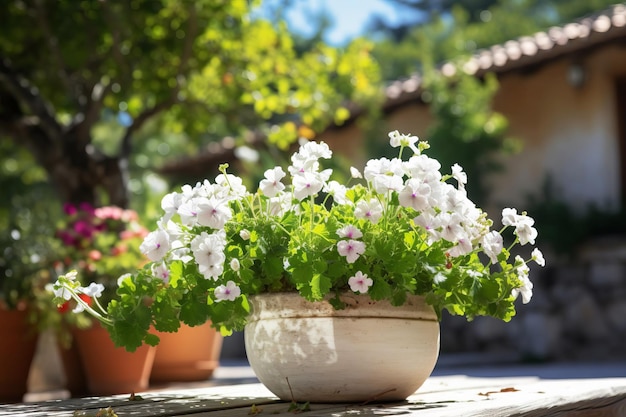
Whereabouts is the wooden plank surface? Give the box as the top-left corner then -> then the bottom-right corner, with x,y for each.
2,376 -> 625,416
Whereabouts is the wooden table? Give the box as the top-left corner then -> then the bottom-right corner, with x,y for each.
2,374 -> 626,416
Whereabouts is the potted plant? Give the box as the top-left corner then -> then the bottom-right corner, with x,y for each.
0,198 -> 60,403
52,131 -> 544,402
50,203 -> 157,396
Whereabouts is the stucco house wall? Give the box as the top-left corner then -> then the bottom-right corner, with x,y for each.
489,44 -> 626,213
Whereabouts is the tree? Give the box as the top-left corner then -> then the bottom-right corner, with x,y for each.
0,0 -> 381,208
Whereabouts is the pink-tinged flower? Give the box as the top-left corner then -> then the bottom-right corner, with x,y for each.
140,229 -> 171,261
152,263 -> 170,283
259,167 -> 286,197
196,197 -> 232,230
214,281 -> 241,301
191,231 -> 227,280
337,225 -> 363,239
348,271 -> 373,294
446,238 -> 473,258
354,199 -> 383,224
292,171 -> 324,201
337,239 -> 366,263
95,206 -> 124,220
399,179 -> 431,211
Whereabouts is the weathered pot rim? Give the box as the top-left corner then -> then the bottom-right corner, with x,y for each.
246,292 -> 438,322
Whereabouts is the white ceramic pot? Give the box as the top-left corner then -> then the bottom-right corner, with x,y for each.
244,292 -> 440,403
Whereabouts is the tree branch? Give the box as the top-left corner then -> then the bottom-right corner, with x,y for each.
70,78 -> 113,145
119,96 -> 178,159
0,57 -> 62,141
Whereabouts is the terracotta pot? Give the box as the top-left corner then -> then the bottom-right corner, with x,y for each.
57,338 -> 88,397
244,292 -> 440,403
0,308 -> 38,403
72,324 -> 156,395
151,322 -> 223,383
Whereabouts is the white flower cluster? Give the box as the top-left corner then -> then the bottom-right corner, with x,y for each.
135,130 -> 541,304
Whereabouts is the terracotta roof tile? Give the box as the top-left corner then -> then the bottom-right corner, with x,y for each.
385,3 -> 626,105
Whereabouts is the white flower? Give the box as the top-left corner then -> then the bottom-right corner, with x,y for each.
451,163 -> 467,187
177,199 -> 200,226
511,255 -> 533,304
337,225 -> 363,239
350,166 -> 362,179
354,199 -> 383,224
196,197 -> 232,230
364,158 -> 404,193
260,167 -> 286,197
439,212 -> 465,243
324,180 -> 349,205
348,271 -> 373,293
117,273 -> 132,287
152,263 -> 170,283
388,130 -> 419,153
481,231 -> 504,264
161,191 -> 183,222
337,239 -> 366,263
52,283 -> 72,301
399,179 -> 431,211
82,282 -> 105,298
433,272 -> 447,284
515,215 -> 538,246
140,229 -> 170,262
299,141 -> 332,160
403,154 -> 441,182
532,248 -> 545,267
215,173 -> 247,197
447,238 -> 473,257
502,208 -> 518,226
191,231 -> 227,280
292,171 -> 324,200
72,304 -> 86,313
230,258 -> 240,272
214,281 -> 241,302
240,229 -> 251,240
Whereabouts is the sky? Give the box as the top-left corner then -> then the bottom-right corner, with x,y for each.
257,0 -> 421,45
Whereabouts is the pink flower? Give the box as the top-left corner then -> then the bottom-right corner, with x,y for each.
337,239 -> 366,263
348,271 -> 373,294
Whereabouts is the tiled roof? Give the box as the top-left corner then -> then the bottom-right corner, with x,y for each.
385,3 -> 626,107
